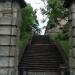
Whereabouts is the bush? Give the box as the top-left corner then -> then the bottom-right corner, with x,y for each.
57,32 -> 69,40
19,32 -> 32,48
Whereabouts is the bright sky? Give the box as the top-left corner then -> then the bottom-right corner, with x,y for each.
24,0 -> 48,35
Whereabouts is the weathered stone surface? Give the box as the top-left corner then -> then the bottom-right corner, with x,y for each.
0,26 -> 17,35
0,69 -> 8,75
0,14 -> 18,25
9,68 -> 15,75
0,68 -> 16,75
71,3 -> 75,10
71,48 -> 75,57
72,69 -> 75,75
0,57 -> 9,66
0,17 -> 11,25
0,36 -> 10,45
66,2 -> 75,75
0,1 -> 22,75
72,29 -> 75,36
0,36 -> 17,45
26,72 -> 59,75
71,38 -> 75,47
69,49 -> 72,57
0,46 -> 9,56
72,12 -> 75,19
11,37 -> 16,45
0,46 -> 16,56
0,0 -> 26,8
10,47 -> 16,56
69,57 -> 75,68
9,57 -> 15,67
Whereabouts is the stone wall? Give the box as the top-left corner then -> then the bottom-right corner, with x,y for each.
22,71 -> 58,75
69,3 -> 75,75
0,1 -> 21,75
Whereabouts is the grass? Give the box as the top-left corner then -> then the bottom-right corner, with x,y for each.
19,32 -> 32,48
50,32 -> 58,41
59,40 -> 70,57
49,32 -> 70,57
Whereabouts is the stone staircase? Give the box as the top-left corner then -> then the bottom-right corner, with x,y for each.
19,35 -> 68,75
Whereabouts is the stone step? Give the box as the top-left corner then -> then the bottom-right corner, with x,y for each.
22,61 -> 59,65
20,64 -> 59,68
20,66 -> 58,71
31,36 -> 50,44
23,57 -> 60,60
19,35 -> 65,71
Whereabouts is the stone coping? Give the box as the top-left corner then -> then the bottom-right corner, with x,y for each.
0,0 -> 26,8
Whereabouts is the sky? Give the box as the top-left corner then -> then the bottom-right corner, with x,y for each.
24,0 -> 48,35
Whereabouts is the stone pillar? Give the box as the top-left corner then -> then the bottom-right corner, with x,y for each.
64,0 -> 75,75
68,2 -> 75,75
0,0 -> 25,75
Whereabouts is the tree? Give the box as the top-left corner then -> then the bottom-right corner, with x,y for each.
33,10 -> 41,34
41,0 -> 69,57
41,0 -> 68,29
20,4 -> 39,40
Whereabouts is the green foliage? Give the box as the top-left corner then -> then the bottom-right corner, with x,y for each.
41,0 -> 68,29
19,32 -> 32,48
57,24 -> 69,40
20,4 -> 33,40
19,4 -> 40,48
32,10 -> 41,34
50,33 -> 58,41
62,23 -> 69,33
49,33 -> 69,57
41,0 -> 69,57
20,4 -> 39,40
59,40 -> 69,57
57,33 -> 69,40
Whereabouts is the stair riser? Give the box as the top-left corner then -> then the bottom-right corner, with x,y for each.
19,35 -> 65,71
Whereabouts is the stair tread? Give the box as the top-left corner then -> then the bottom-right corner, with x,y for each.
20,66 -> 59,69
23,54 -> 60,57
19,35 -> 65,71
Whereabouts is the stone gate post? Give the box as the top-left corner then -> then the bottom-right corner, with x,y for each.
64,0 -> 75,75
0,0 -> 26,75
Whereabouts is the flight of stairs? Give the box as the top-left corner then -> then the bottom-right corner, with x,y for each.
19,35 -> 66,73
